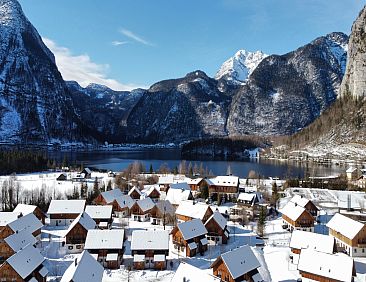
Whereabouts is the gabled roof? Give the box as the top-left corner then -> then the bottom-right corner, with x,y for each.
131,230 -> 169,251
84,229 -> 124,250
206,176 -> 239,187
290,195 -> 317,210
65,212 -> 95,237
82,167 -> 92,174
185,178 -> 204,185
176,200 -> 212,220
100,189 -> 124,203
85,205 -> 112,219
280,201 -> 311,222
7,244 -> 45,279
60,250 -> 104,282
166,188 -> 192,206
128,186 -> 142,196
172,261 -> 220,282
298,249 -> 354,282
8,213 -> 43,234
170,182 -> 191,190
0,212 -> 21,226
114,195 -> 135,209
205,211 -> 227,230
141,185 -> 161,198
136,197 -> 155,212
238,193 -> 256,202
177,218 -> 207,240
47,200 -> 86,215
346,167 -> 358,173
5,229 -> 37,252
155,200 -> 175,216
326,213 -> 364,240
13,204 -> 37,215
290,230 -> 334,254
213,245 -> 261,280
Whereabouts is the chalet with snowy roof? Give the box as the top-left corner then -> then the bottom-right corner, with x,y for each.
186,177 -> 205,191
128,186 -> 142,200
206,176 -> 239,201
237,192 -> 259,206
60,250 -> 104,282
13,204 -> 47,224
84,229 -> 125,269
81,167 -> 92,179
166,184 -> 193,207
1,229 -> 37,261
47,199 -> 86,226
0,212 -> 21,228
211,245 -> 263,282
158,175 -> 174,192
131,230 -> 169,270
56,173 -> 67,181
150,200 -> 175,226
289,195 -> 319,217
7,213 -> 43,241
175,200 -> 213,223
64,212 -> 96,253
346,167 -> 361,181
205,211 -> 229,244
93,188 -> 124,205
112,195 -> 135,217
0,244 -> 48,282
327,213 -> 366,257
298,249 -> 356,282
130,197 -> 155,221
281,201 -> 314,232
171,218 -> 208,257
172,261 -> 221,282
85,205 -> 112,229
289,230 -> 335,256
141,185 -> 161,202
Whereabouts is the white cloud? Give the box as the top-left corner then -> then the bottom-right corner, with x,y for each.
112,40 -> 129,46
120,28 -> 154,46
43,38 -> 144,91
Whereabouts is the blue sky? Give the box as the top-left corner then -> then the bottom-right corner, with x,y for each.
19,0 -> 365,90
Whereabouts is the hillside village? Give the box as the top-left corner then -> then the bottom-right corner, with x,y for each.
0,166 -> 366,281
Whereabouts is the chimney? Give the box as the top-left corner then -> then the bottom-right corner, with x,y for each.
75,258 -> 78,266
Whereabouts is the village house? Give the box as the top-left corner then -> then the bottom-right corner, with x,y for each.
186,177 -> 205,191
7,213 -> 43,241
47,199 -> 86,226
140,185 -> 161,202
289,195 -> 319,217
0,244 -> 48,282
281,201 -> 315,232
206,176 -> 239,201
85,205 -> 113,229
2,229 -> 37,261
346,167 -> 361,181
64,212 -> 96,253
56,173 -> 67,181
113,195 -> 135,218
150,200 -> 175,226
211,245 -> 263,282
172,261 -> 221,282
298,249 -> 356,282
93,188 -> 124,206
128,186 -> 142,200
290,230 -> 336,256
60,250 -> 104,282
171,218 -> 208,257
130,197 -> 155,221
175,200 -> 213,223
84,229 -> 125,269
13,204 -> 47,224
166,183 -> 193,208
81,167 -> 92,179
205,211 -> 229,244
131,230 -> 169,270
327,213 -> 366,257
237,192 -> 260,206
158,175 -> 174,192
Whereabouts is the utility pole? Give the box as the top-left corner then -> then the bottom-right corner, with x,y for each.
163,206 -> 166,230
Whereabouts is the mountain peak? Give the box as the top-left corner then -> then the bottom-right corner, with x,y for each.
215,49 -> 268,84
0,0 -> 26,31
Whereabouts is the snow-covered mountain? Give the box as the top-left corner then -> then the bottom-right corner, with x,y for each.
215,50 -> 268,84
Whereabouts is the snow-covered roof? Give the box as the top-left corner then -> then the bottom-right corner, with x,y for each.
0,212 -> 21,226
290,195 -> 314,209
186,178 -> 203,185
66,212 -> 96,236
4,229 -> 37,252
114,194 -> 135,209
155,200 -> 175,215
172,261 -> 220,282
84,229 -> 124,250
166,188 -> 192,206
280,201 -> 308,222
176,200 -> 211,220
128,186 -> 142,196
298,249 -> 354,282
346,167 -> 358,173
133,254 -> 145,262
170,182 -> 191,190
106,253 -> 119,261
238,193 -> 256,202
177,218 -> 207,240
8,213 -> 43,234
7,244 -> 44,279
60,251 -> 104,282
141,185 -> 160,198
158,175 -> 174,185
131,230 -> 169,251
82,167 -> 92,174
218,245 -> 261,279
290,230 -> 334,254
47,199 -> 85,215
205,211 -> 227,230
326,213 -> 364,240
206,176 -> 239,187
13,204 -> 37,215
85,205 -> 112,219
100,189 -> 124,203
136,197 -> 155,212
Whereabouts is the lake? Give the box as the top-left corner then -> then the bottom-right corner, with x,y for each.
48,148 -> 344,179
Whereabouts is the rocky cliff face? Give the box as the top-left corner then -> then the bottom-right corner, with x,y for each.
0,0 -> 95,144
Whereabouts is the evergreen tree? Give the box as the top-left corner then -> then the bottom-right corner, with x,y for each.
200,184 -> 209,200
149,164 -> 154,174
271,182 -> 280,210
107,180 -> 112,191
257,205 -> 266,237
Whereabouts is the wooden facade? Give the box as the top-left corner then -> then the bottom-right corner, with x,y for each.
212,258 -> 259,282
150,205 -> 174,225
0,262 -> 46,282
49,213 -> 80,225
129,189 -> 141,200
0,226 -> 15,261
188,179 -> 205,191
299,270 -> 355,282
65,222 -> 88,246
282,211 -> 314,230
205,217 -> 228,244
176,207 -> 213,223
93,194 -> 108,205
146,188 -> 160,200
171,227 -> 208,257
132,249 -> 168,270
33,207 -> 47,225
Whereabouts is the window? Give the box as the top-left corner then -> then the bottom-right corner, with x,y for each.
68,246 -> 73,250
355,249 -> 357,253
76,245 -> 82,249
363,249 -> 365,253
